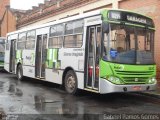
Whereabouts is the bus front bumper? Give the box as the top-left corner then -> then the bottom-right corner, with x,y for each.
100,78 -> 157,94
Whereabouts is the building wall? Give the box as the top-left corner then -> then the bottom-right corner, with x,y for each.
0,0 -> 9,37
0,0 -> 10,18
0,0 -> 16,37
119,0 -> 160,84
1,10 -> 17,37
17,0 -> 120,29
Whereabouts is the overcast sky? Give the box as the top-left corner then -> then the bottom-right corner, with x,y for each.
10,0 -> 45,10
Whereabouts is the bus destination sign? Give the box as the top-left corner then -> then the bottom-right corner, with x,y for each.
127,15 -> 147,24
108,10 -> 154,27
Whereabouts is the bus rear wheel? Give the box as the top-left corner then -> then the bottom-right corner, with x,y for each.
64,70 -> 78,95
17,64 -> 23,81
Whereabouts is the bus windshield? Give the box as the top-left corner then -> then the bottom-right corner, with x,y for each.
103,24 -> 155,65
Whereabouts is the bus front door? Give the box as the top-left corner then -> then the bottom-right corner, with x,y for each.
9,40 -> 16,73
85,25 -> 101,90
35,34 -> 47,79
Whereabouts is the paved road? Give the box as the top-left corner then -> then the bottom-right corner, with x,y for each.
0,72 -> 160,120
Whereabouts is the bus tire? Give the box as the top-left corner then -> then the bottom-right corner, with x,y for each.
64,70 -> 78,95
17,64 -> 23,81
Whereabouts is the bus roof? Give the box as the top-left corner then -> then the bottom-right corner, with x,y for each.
7,9 -> 101,36
7,8 -> 154,36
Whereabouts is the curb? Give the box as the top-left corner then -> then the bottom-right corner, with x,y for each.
139,92 -> 160,99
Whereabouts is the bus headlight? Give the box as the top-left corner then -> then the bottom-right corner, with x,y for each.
148,77 -> 156,84
108,76 -> 123,84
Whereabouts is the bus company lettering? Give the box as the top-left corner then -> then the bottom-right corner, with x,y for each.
127,15 -> 147,24
64,52 -> 71,56
73,48 -> 84,51
25,53 -> 34,63
72,52 -> 83,57
26,56 -> 32,60
64,52 -> 83,57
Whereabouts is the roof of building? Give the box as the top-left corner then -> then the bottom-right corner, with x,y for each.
16,0 -> 97,28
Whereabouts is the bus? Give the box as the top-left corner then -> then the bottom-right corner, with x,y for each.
0,37 -> 5,69
4,9 -> 157,94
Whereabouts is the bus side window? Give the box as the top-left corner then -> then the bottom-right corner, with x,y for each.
26,30 -> 36,49
96,27 -> 101,64
103,33 -> 108,56
17,32 -> 26,50
49,24 -> 63,48
64,19 -> 83,48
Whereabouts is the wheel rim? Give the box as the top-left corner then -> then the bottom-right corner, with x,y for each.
66,75 -> 76,92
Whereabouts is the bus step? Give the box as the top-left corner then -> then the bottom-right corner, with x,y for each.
40,77 -> 45,80
84,88 -> 99,93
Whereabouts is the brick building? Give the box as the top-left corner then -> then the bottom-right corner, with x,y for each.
0,0 -> 25,37
0,0 -> 10,37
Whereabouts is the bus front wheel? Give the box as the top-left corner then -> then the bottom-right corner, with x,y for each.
17,64 -> 23,81
64,70 -> 78,95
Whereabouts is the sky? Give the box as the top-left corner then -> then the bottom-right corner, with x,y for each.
10,0 -> 45,10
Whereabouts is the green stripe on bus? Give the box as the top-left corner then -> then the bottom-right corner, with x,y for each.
16,50 -> 22,63
31,53 -> 35,64
47,49 -> 53,60
55,49 -> 58,60
48,60 -> 53,68
16,50 -> 22,59
0,61 -> 4,65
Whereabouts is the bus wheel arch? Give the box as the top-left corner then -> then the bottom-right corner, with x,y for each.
62,67 -> 78,95
16,63 -> 23,81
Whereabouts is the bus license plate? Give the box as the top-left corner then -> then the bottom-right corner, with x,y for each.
133,86 -> 141,91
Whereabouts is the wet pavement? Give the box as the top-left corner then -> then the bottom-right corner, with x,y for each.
0,72 -> 160,120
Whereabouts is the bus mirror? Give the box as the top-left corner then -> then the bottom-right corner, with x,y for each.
102,22 -> 109,33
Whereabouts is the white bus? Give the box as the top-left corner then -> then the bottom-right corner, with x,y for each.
4,9 -> 157,94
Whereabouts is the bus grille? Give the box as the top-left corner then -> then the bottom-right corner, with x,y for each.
115,71 -> 154,84
122,77 -> 148,84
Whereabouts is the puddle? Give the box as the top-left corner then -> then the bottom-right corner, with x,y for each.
8,83 -> 23,97
0,108 -> 6,120
0,81 -> 4,88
